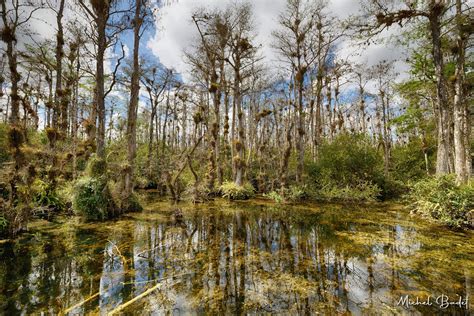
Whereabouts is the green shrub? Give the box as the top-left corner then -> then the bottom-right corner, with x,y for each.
119,192 -> 143,213
391,139 -> 434,182
310,133 -> 383,185
377,176 -> 409,201
32,179 -> 64,212
265,191 -> 284,203
407,175 -> 474,228
287,185 -> 308,201
316,180 -> 381,202
0,123 -> 10,164
220,181 -> 255,200
308,133 -> 386,201
0,214 -> 8,236
72,177 -> 115,221
266,185 -> 308,203
85,154 -> 107,177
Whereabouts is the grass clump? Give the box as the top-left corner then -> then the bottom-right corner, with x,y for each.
407,175 -> 474,228
316,180 -> 381,202
265,185 -> 308,203
220,181 -> 255,200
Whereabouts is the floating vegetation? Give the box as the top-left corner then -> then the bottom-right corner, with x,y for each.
0,198 -> 472,314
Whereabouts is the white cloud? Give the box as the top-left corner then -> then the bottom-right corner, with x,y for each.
148,0 -> 410,84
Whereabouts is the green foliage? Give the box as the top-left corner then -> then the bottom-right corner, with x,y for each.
32,179 -> 64,211
0,123 -> 10,163
85,154 -> 107,177
316,180 -> 381,202
220,181 -> 255,200
287,185 -> 308,201
311,133 -> 383,185
72,177 -> 115,221
308,133 -> 384,201
0,215 -> 7,236
391,139 -> 434,182
407,175 -> 474,228
265,191 -> 284,203
266,185 -> 308,203
119,193 -> 143,213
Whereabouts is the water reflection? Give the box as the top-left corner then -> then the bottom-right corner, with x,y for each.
0,200 -> 472,315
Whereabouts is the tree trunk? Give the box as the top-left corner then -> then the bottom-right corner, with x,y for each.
1,2 -> 20,125
96,11 -> 107,159
429,2 -> 451,175
453,0 -> 468,183
296,75 -> 305,184
54,0 -> 66,132
125,0 -> 143,198
234,66 -> 245,187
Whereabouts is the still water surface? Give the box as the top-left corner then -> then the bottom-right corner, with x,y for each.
0,198 -> 473,315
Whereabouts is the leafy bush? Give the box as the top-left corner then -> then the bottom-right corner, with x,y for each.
310,133 -> 383,185
72,177 -> 115,221
0,123 -> 10,164
265,191 -> 284,203
220,181 -> 255,200
315,180 -> 381,202
391,138 -> 434,182
266,185 -> 308,203
407,175 -> 474,228
85,154 -> 107,177
287,185 -> 308,201
117,192 -> 143,213
308,133 -> 385,201
0,214 -> 8,236
32,179 -> 64,212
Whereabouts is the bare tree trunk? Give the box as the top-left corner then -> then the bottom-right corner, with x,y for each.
96,10 -> 107,159
54,0 -> 66,132
125,0 -> 143,198
234,67 -> 245,187
147,91 -> 156,180
1,5 -> 20,125
72,43 -> 80,179
381,92 -> 391,176
429,2 -> 451,175
296,73 -> 305,184
453,0 -> 468,183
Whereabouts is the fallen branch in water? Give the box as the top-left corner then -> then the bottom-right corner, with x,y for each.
108,274 -> 187,315
61,292 -> 100,315
107,239 -> 128,271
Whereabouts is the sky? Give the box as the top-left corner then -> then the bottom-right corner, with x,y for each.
144,0 -> 416,94
5,0 -> 472,122
149,1 -> 390,72
5,0 -> 413,91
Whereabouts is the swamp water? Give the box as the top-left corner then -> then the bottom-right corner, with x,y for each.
0,198 -> 472,315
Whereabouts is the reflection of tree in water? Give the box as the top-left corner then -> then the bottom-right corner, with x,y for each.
0,203 -> 472,314
126,206 -> 365,314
